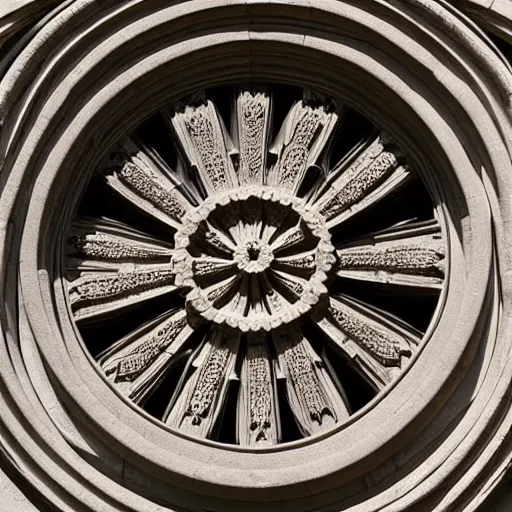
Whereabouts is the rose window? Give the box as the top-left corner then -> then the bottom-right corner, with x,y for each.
66,86 -> 446,446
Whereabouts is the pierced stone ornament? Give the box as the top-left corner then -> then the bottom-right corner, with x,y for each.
172,187 -> 335,331
66,87 -> 446,447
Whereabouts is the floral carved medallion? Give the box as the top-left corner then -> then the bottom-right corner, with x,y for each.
65,87 -> 446,446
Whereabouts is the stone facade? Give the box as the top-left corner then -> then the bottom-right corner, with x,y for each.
0,0 -> 511,510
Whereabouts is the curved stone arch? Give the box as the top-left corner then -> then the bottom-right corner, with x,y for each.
457,0 -> 512,47
0,1 -> 510,510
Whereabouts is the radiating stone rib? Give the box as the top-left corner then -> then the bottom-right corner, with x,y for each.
191,257 -> 237,282
221,275 -> 250,330
270,222 -> 307,253
273,328 -> 350,437
100,137 -> 192,229
273,249 -> 317,276
272,267 -> 327,316
313,133 -> 411,229
68,266 -> 177,321
97,308 -> 193,403
316,320 -> 389,392
270,269 -> 308,301
174,253 -> 237,290
68,217 -> 174,271
336,219 -> 445,289
268,97 -> 338,193
314,135 -> 385,204
165,329 -> 240,439
318,295 -> 420,390
190,221 -> 235,256
186,275 -> 241,320
237,333 -> 280,446
234,88 -> 271,185
259,274 -> 297,327
170,99 -> 239,194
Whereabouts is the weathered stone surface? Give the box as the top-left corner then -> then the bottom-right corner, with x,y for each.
0,0 -> 511,510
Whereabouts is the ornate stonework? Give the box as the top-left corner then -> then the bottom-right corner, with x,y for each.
1,1 -> 512,511
64,88 -> 446,447
172,186 -> 336,331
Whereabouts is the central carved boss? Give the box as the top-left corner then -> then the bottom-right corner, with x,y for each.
66,86 -> 446,446
172,187 -> 336,331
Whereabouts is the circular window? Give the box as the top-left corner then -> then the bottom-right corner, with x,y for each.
3,1 -> 510,509
65,85 -> 446,446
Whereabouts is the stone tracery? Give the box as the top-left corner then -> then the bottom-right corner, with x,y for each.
1,0 -> 510,509
66,88 -> 446,446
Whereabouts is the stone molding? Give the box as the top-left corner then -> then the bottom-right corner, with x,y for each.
0,1 -> 511,510
456,0 -> 512,46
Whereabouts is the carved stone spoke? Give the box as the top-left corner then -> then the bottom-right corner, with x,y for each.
67,85 -> 446,446
314,134 -> 411,229
336,219 -> 445,289
176,256 -> 237,287
270,223 -> 308,253
100,138 -> 193,229
268,96 -> 339,193
221,275 -> 251,327
270,269 -> 308,301
235,88 -> 271,185
237,333 -> 280,446
193,256 -> 237,279
68,217 -> 174,271
165,329 -> 240,439
273,328 -> 350,436
191,221 -> 235,256
273,249 -> 318,276
170,99 -> 239,194
187,275 -> 241,320
68,266 -> 177,321
319,295 -> 421,390
97,308 -> 193,403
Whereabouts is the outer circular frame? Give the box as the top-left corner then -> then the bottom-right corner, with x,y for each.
0,1 -> 511,511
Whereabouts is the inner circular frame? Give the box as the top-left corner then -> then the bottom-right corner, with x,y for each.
173,186 -> 335,332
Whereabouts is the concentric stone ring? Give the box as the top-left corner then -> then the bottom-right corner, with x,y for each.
2,1 -> 509,510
